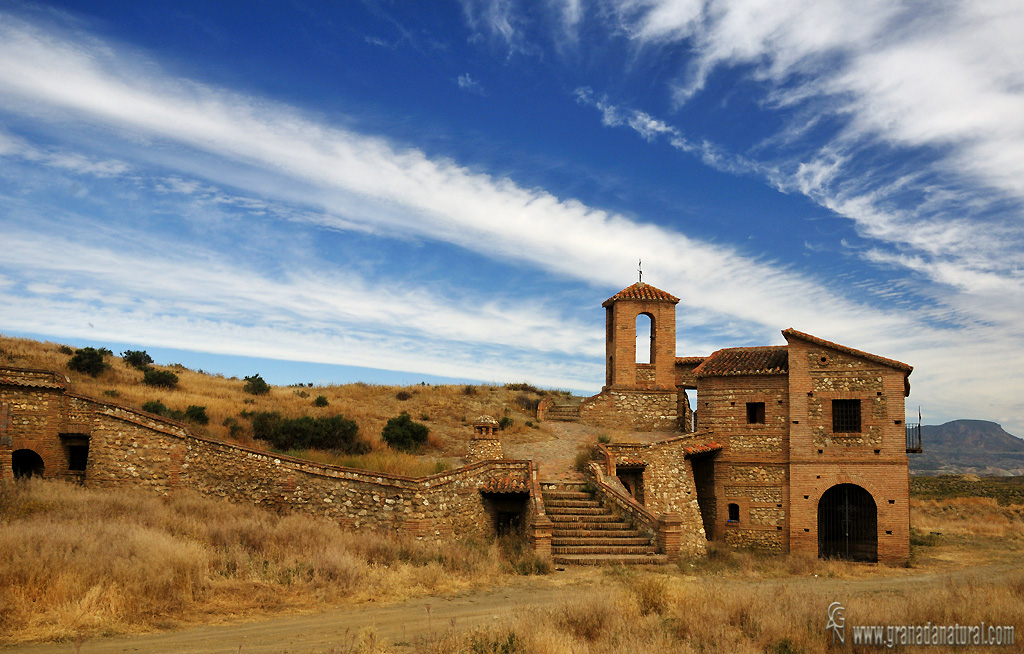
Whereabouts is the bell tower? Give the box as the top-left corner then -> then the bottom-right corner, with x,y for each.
602,282 -> 679,390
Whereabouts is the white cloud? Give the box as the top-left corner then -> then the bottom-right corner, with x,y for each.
457,73 -> 485,94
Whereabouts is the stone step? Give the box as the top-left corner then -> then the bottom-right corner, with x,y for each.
552,528 -> 644,539
551,536 -> 652,547
553,544 -> 657,555
544,505 -> 609,516
541,491 -> 592,500
548,513 -> 627,524
553,554 -> 669,566
542,499 -> 602,509
541,483 -> 587,492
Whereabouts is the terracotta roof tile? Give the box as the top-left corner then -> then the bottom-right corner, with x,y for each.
675,356 -> 706,366
782,328 -> 913,373
0,377 -> 63,389
684,441 -> 723,456
693,346 -> 789,377
479,476 -> 529,493
603,282 -> 680,306
616,457 -> 646,466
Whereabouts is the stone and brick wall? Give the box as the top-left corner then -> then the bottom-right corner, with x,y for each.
784,334 -> 911,564
694,374 -> 791,548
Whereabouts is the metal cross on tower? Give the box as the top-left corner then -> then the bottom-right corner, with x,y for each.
638,259 -> 643,283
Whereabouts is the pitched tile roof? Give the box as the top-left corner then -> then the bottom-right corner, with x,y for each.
693,346 -> 789,377
782,328 -> 913,373
479,476 -> 529,493
603,282 -> 680,306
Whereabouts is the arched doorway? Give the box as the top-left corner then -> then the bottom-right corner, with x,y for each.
12,449 -> 45,479
818,483 -> 877,562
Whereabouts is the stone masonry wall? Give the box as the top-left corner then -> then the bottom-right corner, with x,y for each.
1,373 -> 532,543
580,389 -> 678,431
601,434 -> 712,556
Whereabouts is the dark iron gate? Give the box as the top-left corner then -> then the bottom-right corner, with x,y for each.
818,484 -> 877,562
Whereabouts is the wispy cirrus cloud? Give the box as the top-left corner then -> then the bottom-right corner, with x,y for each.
0,10 -> 1022,433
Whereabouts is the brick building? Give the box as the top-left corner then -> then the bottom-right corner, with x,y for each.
584,282 -> 916,564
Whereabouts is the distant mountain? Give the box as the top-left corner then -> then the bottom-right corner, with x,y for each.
910,420 -> 1024,476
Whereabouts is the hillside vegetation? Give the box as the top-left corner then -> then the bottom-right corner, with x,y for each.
0,334 -> 568,475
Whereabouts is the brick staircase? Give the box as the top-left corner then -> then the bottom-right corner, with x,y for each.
542,483 -> 666,565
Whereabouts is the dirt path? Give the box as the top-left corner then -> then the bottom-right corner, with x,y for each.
3,573 -> 603,654
7,561 -> 1017,654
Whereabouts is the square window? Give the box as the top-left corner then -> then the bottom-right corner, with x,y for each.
746,402 -> 765,424
832,399 -> 861,433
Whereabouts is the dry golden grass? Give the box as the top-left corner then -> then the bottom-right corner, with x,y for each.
0,334 -> 561,475
911,496 -> 1024,538
409,567 -> 1024,654
0,479 -> 514,644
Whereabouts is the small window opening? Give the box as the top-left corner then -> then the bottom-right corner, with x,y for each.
832,399 -> 861,433
746,402 -> 765,424
68,445 -> 89,471
727,503 -> 740,522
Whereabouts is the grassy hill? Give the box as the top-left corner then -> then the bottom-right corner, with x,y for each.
0,334 -> 571,475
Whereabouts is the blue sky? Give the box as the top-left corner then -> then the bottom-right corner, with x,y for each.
1,1 -> 1022,435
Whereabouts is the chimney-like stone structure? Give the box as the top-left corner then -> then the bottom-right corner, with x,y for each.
465,415 -> 503,463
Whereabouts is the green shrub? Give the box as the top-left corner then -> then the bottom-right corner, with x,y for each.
395,390 -> 412,401
294,389 -> 310,398
57,344 -> 73,355
381,413 -> 430,453
513,393 -> 539,411
67,347 -> 110,377
251,412 -> 369,454
121,350 -> 154,369
462,384 -> 477,396
243,374 -> 271,395
222,417 -> 243,439
140,401 -> 205,424
505,382 -> 540,393
598,433 -> 611,444
143,368 -> 178,389
142,400 -> 168,416
313,395 -> 329,407
102,389 -> 119,397
184,405 -> 209,425
498,416 -> 514,430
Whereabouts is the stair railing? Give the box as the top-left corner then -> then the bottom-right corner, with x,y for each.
586,460 -> 683,562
